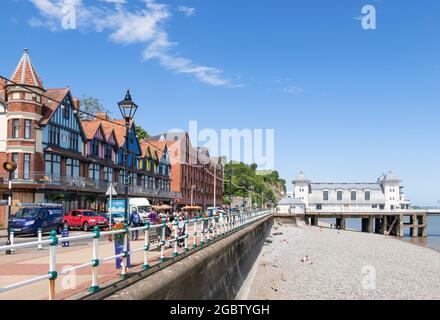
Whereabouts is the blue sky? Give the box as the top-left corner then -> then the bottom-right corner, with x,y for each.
1,0 -> 440,205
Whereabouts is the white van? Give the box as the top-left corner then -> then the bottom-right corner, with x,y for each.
129,198 -> 151,222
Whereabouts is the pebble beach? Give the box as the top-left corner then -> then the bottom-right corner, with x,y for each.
237,222 -> 440,300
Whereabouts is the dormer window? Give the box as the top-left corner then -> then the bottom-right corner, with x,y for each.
12,92 -> 20,100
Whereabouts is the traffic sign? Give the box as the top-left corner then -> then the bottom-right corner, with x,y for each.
106,183 -> 118,197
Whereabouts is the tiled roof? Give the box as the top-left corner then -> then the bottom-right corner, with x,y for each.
10,49 -> 44,89
148,140 -> 168,159
100,121 -> 118,147
0,78 -> 6,103
111,119 -> 133,147
81,120 -> 102,140
40,88 -> 70,125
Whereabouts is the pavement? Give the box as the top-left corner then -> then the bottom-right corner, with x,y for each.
0,229 -> 7,238
0,225 -> 215,300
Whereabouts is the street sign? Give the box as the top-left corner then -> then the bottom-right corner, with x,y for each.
106,183 -> 118,197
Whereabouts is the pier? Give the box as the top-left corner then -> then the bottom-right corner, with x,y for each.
298,209 -> 439,238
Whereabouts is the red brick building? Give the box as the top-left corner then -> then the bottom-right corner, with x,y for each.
148,132 -> 223,208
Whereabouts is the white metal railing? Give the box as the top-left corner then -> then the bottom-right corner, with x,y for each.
0,210 -> 271,300
305,207 -> 430,214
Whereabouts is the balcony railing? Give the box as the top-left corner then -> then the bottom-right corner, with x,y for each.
0,172 -> 181,199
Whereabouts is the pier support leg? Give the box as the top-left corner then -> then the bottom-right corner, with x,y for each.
374,218 -> 381,234
410,214 -> 417,238
418,215 -> 428,238
381,216 -> 387,235
398,214 -> 404,238
336,217 -> 346,230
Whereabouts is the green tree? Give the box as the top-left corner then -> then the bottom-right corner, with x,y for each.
223,161 -> 286,207
136,126 -> 150,140
79,96 -> 111,120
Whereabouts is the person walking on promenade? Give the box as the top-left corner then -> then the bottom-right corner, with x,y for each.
129,207 -> 142,241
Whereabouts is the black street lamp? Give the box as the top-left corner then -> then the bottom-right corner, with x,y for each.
118,90 -> 138,223
3,161 -> 17,255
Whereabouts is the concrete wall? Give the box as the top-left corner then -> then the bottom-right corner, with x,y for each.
101,215 -> 273,300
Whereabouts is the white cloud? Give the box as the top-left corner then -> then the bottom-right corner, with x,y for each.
27,0 -> 231,86
177,5 -> 196,17
284,85 -> 304,95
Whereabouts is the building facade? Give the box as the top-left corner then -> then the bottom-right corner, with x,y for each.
0,49 -> 177,227
292,171 -> 411,212
148,132 -> 224,208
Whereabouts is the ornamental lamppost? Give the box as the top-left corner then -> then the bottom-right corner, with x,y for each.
3,161 -> 17,255
118,90 -> 138,223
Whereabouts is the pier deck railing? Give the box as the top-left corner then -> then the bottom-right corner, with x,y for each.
0,209 -> 271,300
305,208 -> 436,215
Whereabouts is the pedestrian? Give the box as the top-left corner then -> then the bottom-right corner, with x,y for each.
129,207 -> 141,241
148,209 -> 157,225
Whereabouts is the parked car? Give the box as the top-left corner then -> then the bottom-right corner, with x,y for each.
9,205 -> 64,236
64,209 -> 109,232
104,212 -> 125,226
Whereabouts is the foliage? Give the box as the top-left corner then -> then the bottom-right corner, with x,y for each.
136,126 -> 150,140
223,162 -> 286,206
79,96 -> 111,120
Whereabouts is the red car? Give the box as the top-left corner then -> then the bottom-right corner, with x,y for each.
64,209 -> 109,232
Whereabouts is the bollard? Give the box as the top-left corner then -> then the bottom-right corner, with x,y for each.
173,219 -> 179,257
10,231 -> 15,253
89,226 -> 101,293
37,228 -> 43,250
192,218 -> 198,248
200,216 -> 205,245
160,220 -> 166,262
184,218 -> 189,252
143,222 -> 150,270
48,230 -> 58,300
121,224 -> 129,279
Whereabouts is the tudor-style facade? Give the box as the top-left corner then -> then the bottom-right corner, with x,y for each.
0,49 -> 180,227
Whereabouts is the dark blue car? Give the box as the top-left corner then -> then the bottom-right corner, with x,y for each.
9,206 -> 64,236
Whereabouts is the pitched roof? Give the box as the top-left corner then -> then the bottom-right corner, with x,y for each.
100,121 -> 118,147
148,140 -> 168,159
139,140 -> 150,157
148,131 -> 186,142
81,120 -> 103,140
111,119 -> 133,146
10,49 -> 44,89
40,88 -> 70,125
0,78 -> 6,104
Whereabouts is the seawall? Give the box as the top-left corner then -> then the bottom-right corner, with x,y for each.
96,215 -> 273,300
